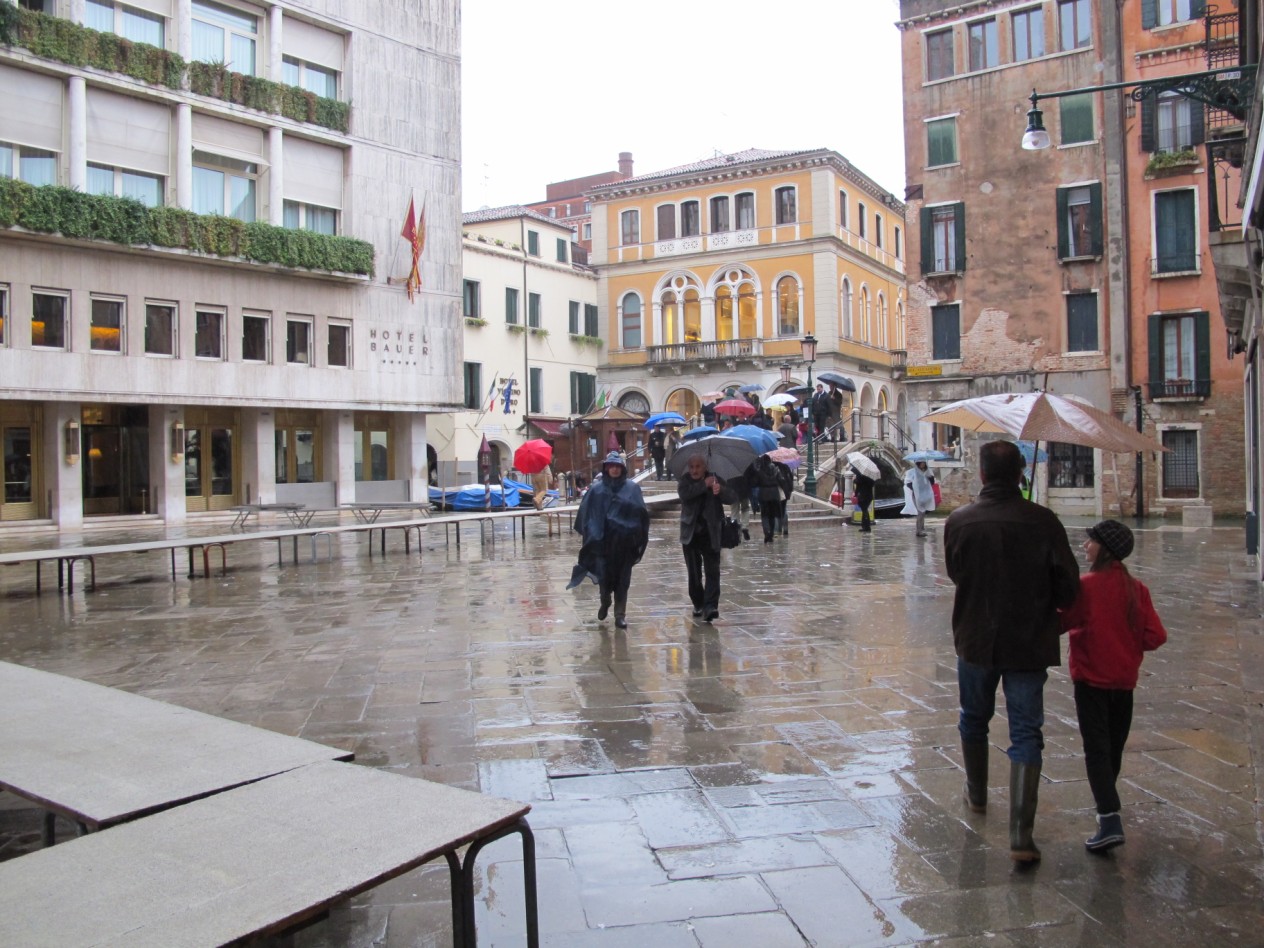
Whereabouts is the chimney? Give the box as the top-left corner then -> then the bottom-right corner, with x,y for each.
618,152 -> 633,177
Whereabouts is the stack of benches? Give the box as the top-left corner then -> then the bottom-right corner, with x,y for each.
0,662 -> 537,947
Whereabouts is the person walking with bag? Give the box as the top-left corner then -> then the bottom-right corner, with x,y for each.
901,460 -> 936,537
852,464 -> 875,533
1060,520 -> 1167,853
678,454 -> 735,622
567,452 -> 649,629
944,440 -> 1080,863
750,454 -> 791,544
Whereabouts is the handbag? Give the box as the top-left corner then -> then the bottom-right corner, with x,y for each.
931,481 -> 942,507
720,516 -> 743,549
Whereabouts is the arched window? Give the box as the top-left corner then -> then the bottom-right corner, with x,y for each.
776,275 -> 800,336
876,292 -> 888,348
618,391 -> 650,414
859,285 -> 871,342
840,278 -> 853,339
666,388 -> 700,419
895,298 -> 906,350
659,274 -> 703,345
620,293 -> 642,349
712,267 -> 759,341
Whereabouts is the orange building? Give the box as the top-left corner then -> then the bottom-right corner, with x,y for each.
587,149 -> 908,441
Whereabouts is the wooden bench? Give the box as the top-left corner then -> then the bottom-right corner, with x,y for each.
0,760 -> 537,947
0,661 -> 352,843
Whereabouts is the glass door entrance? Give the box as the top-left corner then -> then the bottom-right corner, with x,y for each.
184,425 -> 237,511
2,422 -> 38,521
81,405 -> 150,516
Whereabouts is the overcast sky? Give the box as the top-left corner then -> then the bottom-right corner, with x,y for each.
460,0 -> 907,212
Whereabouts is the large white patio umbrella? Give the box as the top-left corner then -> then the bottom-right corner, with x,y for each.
921,392 -> 1164,454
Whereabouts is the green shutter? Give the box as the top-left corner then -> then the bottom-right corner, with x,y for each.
1089,182 -> 1103,257
1195,311 -> 1211,385
1191,0 -> 1206,17
1140,96 -> 1156,152
953,203 -> 966,271
1189,97 -> 1205,146
1148,314 -> 1164,389
1056,187 -> 1070,259
1142,0 -> 1158,29
920,206 -> 934,275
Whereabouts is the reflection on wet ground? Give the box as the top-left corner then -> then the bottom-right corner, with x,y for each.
1,515 -> 1261,945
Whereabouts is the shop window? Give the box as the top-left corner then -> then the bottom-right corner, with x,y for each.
354,419 -> 391,481
275,426 -> 317,484
144,301 -> 175,356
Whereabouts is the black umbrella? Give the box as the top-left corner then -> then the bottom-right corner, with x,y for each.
816,371 -> 856,391
787,385 -> 812,396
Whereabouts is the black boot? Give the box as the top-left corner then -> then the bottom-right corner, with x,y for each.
613,594 -> 627,629
597,595 -> 610,621
962,741 -> 988,813
1009,760 -> 1042,862
1085,812 -> 1124,853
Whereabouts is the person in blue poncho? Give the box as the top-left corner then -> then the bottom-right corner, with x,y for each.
567,452 -> 649,629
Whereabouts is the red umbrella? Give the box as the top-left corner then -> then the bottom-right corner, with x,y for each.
714,398 -> 756,418
513,439 -> 553,474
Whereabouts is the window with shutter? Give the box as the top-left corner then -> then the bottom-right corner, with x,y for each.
931,303 -> 961,360
1153,189 -> 1197,273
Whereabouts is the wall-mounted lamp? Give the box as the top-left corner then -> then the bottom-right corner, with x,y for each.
1021,92 -> 1049,151
171,421 -> 185,463
1021,65 -> 1257,151
64,419 -> 81,464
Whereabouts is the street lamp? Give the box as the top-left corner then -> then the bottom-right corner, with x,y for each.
801,334 -> 818,497
779,363 -> 792,385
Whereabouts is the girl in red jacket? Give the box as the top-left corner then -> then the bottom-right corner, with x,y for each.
1061,519 -> 1167,853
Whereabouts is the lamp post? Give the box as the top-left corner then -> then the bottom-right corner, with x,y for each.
801,334 -> 818,497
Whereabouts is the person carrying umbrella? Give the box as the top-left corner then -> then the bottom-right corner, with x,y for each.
531,462 -> 553,510
901,461 -> 937,537
567,452 -> 650,630
750,454 -> 793,543
851,459 -> 876,533
944,440 -> 1080,863
677,453 -> 736,622
649,427 -> 667,480
810,384 -> 830,438
778,416 -> 798,450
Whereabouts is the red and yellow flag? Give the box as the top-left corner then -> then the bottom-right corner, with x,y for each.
400,197 -> 426,302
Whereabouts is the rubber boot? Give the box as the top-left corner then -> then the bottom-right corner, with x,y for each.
962,741 -> 989,813
1009,760 -> 1042,862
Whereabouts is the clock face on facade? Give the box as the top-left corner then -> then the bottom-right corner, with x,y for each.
618,393 -> 650,414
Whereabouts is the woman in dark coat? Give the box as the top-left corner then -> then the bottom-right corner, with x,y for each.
677,454 -> 736,622
852,465 -> 875,533
567,452 -> 649,629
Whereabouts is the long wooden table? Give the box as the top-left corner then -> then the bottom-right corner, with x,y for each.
0,662 -> 352,842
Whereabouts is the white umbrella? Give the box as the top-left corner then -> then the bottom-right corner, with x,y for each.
763,393 -> 798,408
921,392 -> 1165,454
846,452 -> 880,480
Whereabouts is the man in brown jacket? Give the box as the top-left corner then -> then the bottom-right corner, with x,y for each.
944,440 -> 1080,863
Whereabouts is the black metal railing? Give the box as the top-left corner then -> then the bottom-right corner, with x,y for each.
1207,134 -> 1247,231
1148,378 -> 1211,398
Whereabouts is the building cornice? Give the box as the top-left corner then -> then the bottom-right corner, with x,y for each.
897,0 -> 1014,30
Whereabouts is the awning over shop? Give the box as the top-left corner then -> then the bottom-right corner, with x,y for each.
528,418 -> 568,437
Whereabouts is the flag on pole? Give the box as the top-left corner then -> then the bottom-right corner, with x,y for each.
484,375 -> 499,412
594,389 -> 608,409
400,196 -> 426,302
501,375 -> 515,414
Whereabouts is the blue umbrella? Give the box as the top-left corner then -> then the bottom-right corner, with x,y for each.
1017,441 -> 1048,464
903,450 -> 954,463
681,426 -> 718,442
644,411 -> 687,429
737,383 -> 764,394
720,424 -> 780,453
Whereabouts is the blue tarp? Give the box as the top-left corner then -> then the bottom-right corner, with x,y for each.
429,483 -> 521,511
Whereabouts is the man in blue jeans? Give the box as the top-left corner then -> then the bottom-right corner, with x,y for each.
944,441 -> 1080,862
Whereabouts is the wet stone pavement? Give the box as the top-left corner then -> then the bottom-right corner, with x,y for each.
0,512 -> 1262,946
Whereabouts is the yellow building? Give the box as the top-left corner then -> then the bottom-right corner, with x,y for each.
589,149 -> 907,438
